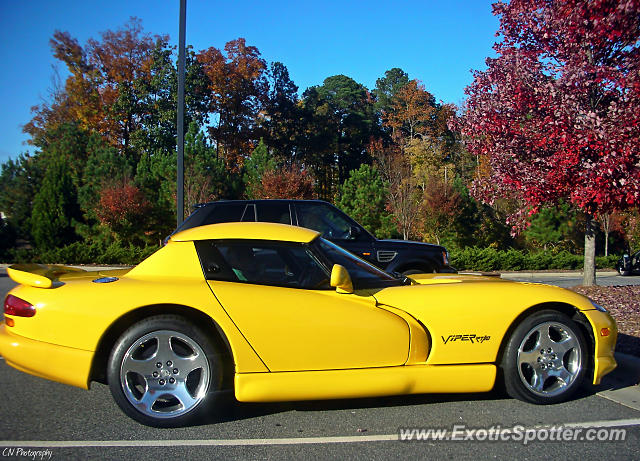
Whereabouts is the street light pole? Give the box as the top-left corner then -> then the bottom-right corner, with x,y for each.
177,0 -> 186,226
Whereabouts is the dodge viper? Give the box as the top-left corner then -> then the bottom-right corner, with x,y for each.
0,222 -> 617,427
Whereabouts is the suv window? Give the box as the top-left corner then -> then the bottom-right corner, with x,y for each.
241,204 -> 256,222
257,202 -> 291,224
195,240 -> 330,290
181,202 -> 247,229
205,203 -> 245,224
296,203 -> 354,240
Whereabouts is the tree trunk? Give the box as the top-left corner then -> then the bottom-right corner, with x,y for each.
602,214 -> 610,257
583,215 -> 597,286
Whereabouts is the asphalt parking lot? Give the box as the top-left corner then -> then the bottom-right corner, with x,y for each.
1,269 -> 639,460
499,270 -> 640,287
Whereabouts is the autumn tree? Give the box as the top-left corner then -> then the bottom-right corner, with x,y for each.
420,176 -> 463,245
28,19 -> 165,156
253,165 -> 314,200
459,0 -> 640,285
371,140 -> 421,240
260,62 -> 301,162
96,180 -> 151,245
197,38 -> 268,169
385,79 -> 437,142
377,79 -> 461,242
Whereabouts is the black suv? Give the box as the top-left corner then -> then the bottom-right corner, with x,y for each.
172,200 -> 456,275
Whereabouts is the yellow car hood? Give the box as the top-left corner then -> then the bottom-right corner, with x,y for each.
373,273 -> 595,319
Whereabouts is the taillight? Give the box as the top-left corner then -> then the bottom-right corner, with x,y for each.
4,295 -> 36,317
442,250 -> 449,265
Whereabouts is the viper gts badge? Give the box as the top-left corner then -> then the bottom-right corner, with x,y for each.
442,334 -> 491,344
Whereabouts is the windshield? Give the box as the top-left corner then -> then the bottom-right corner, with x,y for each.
313,238 -> 403,289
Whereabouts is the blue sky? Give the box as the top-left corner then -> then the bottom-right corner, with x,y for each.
0,0 -> 499,164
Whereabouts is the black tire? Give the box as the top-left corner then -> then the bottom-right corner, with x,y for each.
501,310 -> 587,405
107,315 -> 223,427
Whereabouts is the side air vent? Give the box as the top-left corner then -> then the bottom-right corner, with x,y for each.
377,250 -> 397,263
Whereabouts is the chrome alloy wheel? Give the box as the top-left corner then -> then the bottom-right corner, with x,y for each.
119,330 -> 210,419
516,321 -> 583,397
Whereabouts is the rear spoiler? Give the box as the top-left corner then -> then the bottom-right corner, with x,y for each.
7,264 -> 86,289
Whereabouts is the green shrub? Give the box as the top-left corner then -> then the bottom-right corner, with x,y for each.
7,241 -> 159,266
501,249 -> 526,271
451,247 -> 619,271
5,241 -> 621,271
596,255 -> 618,269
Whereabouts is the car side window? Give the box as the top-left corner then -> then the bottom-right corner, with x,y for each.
257,202 -> 291,224
296,203 -> 354,240
194,240 -> 330,290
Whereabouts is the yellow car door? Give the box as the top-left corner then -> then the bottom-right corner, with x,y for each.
201,240 -> 410,372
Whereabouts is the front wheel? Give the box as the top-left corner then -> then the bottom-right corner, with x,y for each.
107,315 -> 222,427
501,310 -> 587,404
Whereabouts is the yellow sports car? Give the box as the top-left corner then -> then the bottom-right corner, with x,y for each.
0,222 -> 617,427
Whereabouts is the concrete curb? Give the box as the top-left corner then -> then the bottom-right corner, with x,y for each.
501,271 -> 619,279
459,270 -> 619,278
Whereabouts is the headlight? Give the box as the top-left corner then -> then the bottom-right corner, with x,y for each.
590,300 -> 607,312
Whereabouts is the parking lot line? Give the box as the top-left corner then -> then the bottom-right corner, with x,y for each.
1,418 -> 639,448
0,434 -> 399,448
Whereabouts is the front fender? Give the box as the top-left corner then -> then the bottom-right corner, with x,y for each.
374,279 -> 599,366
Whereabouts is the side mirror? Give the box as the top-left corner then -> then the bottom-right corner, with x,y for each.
348,225 -> 361,240
330,264 -> 354,294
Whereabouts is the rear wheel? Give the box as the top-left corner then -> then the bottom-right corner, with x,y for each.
501,310 -> 587,404
107,315 -> 223,427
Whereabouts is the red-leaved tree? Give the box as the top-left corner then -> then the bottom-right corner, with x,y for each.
253,166 -> 314,199
97,180 -> 151,243
458,0 -> 640,285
